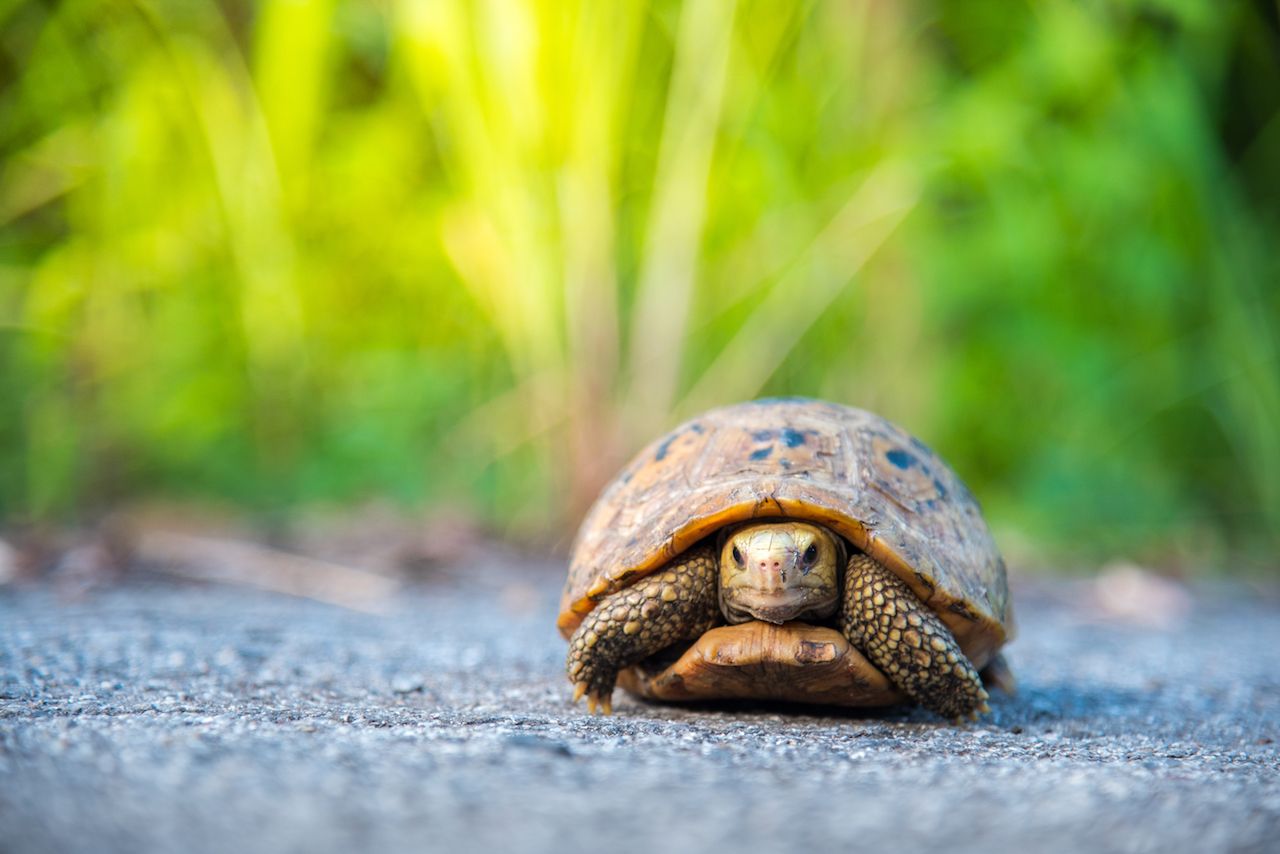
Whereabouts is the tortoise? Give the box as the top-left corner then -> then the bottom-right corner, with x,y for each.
558,397 -> 1015,720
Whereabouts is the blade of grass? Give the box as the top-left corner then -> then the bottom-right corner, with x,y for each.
676,160 -> 920,418
625,0 -> 737,441
558,0 -> 645,514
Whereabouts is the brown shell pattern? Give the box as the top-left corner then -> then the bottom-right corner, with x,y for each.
559,398 -> 1013,661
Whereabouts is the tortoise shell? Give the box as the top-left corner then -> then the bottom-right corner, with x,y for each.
558,398 -> 1013,676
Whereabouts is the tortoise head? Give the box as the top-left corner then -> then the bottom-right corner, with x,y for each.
717,521 -> 844,625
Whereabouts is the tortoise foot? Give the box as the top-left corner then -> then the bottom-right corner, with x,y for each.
565,545 -> 720,715
840,553 -> 989,719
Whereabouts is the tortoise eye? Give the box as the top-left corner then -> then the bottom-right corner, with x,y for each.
731,545 -> 744,566
803,543 -> 818,565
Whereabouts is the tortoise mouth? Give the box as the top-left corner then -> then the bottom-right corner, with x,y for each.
620,621 -> 907,708
721,591 -> 839,625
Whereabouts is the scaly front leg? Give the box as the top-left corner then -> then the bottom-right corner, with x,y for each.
839,553 -> 990,720
566,545 -> 720,714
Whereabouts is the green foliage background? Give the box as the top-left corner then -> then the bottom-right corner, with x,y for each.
2,0 -> 1278,568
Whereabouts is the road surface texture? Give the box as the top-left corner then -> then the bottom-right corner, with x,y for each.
1,552 -> 1277,854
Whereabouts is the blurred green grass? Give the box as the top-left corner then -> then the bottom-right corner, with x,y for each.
1,0 -> 1277,569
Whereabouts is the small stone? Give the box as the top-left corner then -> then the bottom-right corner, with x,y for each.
391,676 -> 424,695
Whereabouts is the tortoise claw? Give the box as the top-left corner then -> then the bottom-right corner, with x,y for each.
583,691 -> 613,715
951,701 -> 992,725
572,681 -> 614,715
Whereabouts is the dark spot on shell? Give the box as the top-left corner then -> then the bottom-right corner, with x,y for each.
949,601 -> 979,621
654,434 -> 678,462
886,448 -> 915,469
795,641 -> 837,664
779,458 -> 792,469
752,430 -> 775,441
781,428 -> 806,448
750,446 -> 773,460
913,571 -> 936,594
620,471 -> 633,484
689,422 -> 705,434
932,478 -> 947,499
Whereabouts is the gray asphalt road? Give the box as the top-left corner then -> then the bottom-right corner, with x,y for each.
1,555 -> 1277,854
